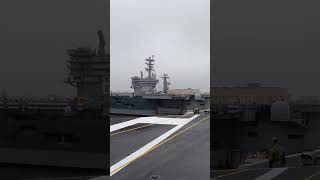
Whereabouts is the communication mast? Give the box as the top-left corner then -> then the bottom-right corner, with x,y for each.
161,73 -> 170,94
145,55 -> 155,79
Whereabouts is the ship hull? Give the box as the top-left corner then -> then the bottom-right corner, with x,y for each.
110,95 -> 188,116
111,94 -> 209,116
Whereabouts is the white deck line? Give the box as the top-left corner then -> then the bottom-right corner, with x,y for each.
254,167 -> 288,180
110,116 -> 192,132
110,114 -> 200,176
138,117 -> 192,125
110,118 -> 141,132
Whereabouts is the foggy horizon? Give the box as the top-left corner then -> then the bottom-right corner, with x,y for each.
111,0 -> 210,93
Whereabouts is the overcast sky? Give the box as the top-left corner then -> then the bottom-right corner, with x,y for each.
0,0 -> 108,97
212,1 -> 320,96
111,0 -> 210,92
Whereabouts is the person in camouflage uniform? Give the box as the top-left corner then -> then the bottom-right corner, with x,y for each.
269,137 -> 286,168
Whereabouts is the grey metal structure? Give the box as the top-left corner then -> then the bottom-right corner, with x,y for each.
65,30 -> 109,101
212,100 -> 320,169
0,31 -> 108,173
131,56 -> 159,94
161,73 -> 170,94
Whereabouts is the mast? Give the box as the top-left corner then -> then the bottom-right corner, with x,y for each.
97,30 -> 106,57
145,55 -> 155,79
161,73 -> 170,94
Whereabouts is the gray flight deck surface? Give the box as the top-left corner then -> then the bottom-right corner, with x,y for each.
110,113 -> 210,180
110,115 -> 140,125
110,123 -> 174,165
212,155 -> 320,180
0,164 -> 104,180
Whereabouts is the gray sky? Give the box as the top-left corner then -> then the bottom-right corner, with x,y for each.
213,0 -> 320,96
0,0 -> 108,97
111,0 -> 210,92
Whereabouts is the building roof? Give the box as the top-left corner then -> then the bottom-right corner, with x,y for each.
167,88 -> 201,95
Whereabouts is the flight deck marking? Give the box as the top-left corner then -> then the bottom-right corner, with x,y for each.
110,115 -> 210,176
111,118 -> 175,136
110,114 -> 204,176
110,113 -> 194,136
111,123 -> 155,136
213,168 -> 287,180
254,167 -> 288,180
110,114 -> 193,132
213,169 -> 249,179
304,170 -> 320,180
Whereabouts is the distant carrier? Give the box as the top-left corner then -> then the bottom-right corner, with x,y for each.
111,56 -> 208,116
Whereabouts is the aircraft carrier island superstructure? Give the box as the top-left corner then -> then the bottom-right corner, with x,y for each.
0,31 -> 108,171
111,56 -> 209,116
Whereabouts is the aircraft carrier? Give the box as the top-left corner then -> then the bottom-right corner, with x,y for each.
110,56 -> 209,116
0,31 -> 108,180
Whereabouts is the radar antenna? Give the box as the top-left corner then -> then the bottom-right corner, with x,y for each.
145,55 -> 155,79
161,73 -> 170,94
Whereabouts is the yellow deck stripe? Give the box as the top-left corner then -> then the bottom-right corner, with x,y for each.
111,116 -> 209,175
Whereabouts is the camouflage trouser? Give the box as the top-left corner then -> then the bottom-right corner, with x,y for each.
269,152 -> 286,168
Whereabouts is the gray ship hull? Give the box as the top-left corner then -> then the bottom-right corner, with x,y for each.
110,95 -> 188,116
0,98 -> 107,170
111,94 -> 209,116
110,108 -> 155,116
110,107 -> 186,116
